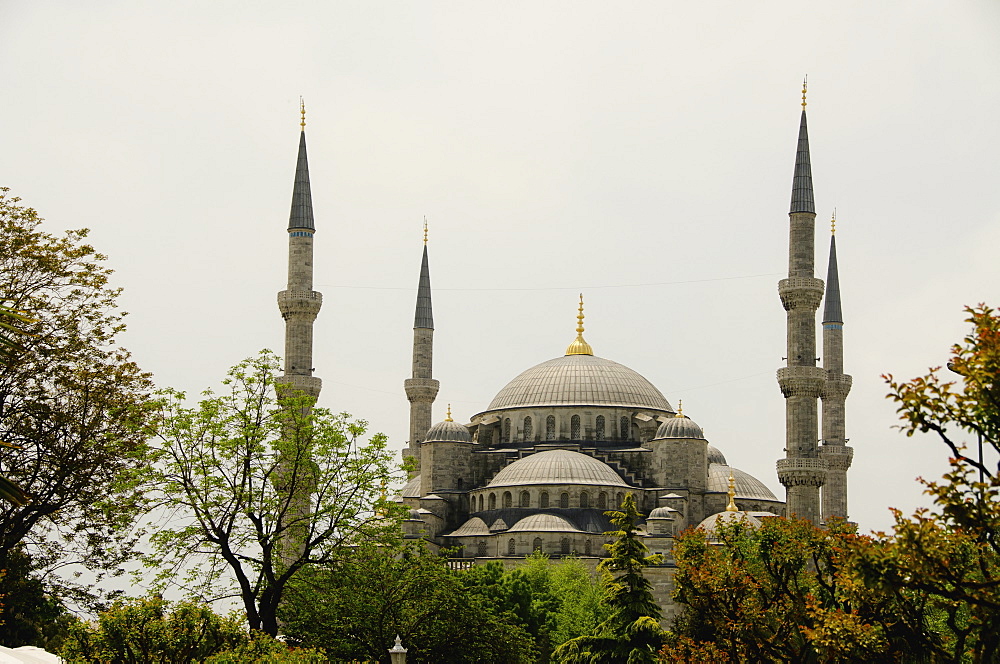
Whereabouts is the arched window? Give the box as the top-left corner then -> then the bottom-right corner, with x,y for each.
457,478 -> 463,490
617,492 -> 624,507
540,491 -> 549,508
580,491 -> 590,508
596,415 -> 605,441
478,495 -> 484,512
533,537 -> 543,552
598,492 -> 607,508
508,538 -> 516,556
523,416 -> 532,441
489,493 -> 496,510
620,416 -> 629,440
520,491 -> 530,508
571,415 -> 581,439
560,492 -> 569,509
502,418 -> 511,443
561,538 -> 570,555
478,541 -> 487,557
585,539 -> 592,555
503,491 -> 512,508
546,415 -> 556,440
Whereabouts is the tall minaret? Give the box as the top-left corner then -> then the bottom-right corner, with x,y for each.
776,81 -> 827,524
275,100 -> 322,401
819,217 -> 853,521
403,222 -> 439,478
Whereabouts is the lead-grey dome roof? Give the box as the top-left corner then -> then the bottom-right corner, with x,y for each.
425,419 -> 472,443
486,450 -> 629,488
655,415 -> 705,439
485,354 -> 672,411
508,513 -> 586,533
708,464 -> 778,501
706,445 -> 727,465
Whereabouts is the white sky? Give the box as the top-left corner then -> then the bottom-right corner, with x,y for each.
2,1 -> 999,542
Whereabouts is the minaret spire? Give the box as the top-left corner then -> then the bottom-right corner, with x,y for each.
820,215 -> 853,522
404,221 -> 440,478
776,81 -> 827,524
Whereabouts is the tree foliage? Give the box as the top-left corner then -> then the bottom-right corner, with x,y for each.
554,493 -> 665,664
0,187 -> 152,605
0,545 -> 74,650
142,350 -> 401,637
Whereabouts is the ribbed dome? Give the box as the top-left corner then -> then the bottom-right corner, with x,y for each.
425,419 -> 472,443
399,475 -> 421,498
485,355 -> 672,411
655,415 -> 704,439
449,517 -> 491,536
486,450 -> 629,488
707,464 -> 778,501
648,506 -> 679,519
696,510 -> 763,535
706,445 -> 727,465
508,513 -> 585,533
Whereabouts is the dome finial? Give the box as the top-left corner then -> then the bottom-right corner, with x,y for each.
801,75 -> 808,110
830,208 -> 836,235
445,403 -> 453,422
299,97 -> 306,131
675,399 -> 684,418
725,470 -> 739,512
423,216 -> 428,245
565,293 -> 594,356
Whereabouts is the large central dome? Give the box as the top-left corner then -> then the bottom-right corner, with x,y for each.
485,354 -> 673,411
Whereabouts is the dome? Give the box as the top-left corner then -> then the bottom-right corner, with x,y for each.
508,513 -> 585,533
696,510 -> 763,535
655,415 -> 705,439
449,517 -> 491,537
648,506 -> 679,519
706,445 -> 727,465
707,464 -> 778,501
399,475 -> 421,498
485,354 -> 673,411
486,450 -> 629,488
425,419 -> 472,443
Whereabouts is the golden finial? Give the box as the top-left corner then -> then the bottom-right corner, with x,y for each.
565,293 -> 594,356
725,470 -> 739,512
801,76 -> 808,110
423,217 -> 428,245
831,209 -> 836,235
675,400 -> 685,418
299,97 -> 306,131
445,404 -> 453,422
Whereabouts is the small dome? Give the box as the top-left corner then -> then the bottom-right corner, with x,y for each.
508,513 -> 585,533
648,506 -> 678,519
424,419 -> 472,443
706,445 -> 727,465
449,517 -> 491,537
399,475 -> 421,498
707,464 -> 778,501
484,354 -> 672,411
655,414 -> 704,439
696,510 -> 763,535
486,450 -> 629,488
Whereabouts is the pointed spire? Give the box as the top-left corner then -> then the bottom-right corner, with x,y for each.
726,470 -> 739,512
288,106 -> 315,231
565,294 -> 594,356
789,78 -> 815,215
445,404 -> 453,422
414,226 -> 433,329
823,215 -> 843,324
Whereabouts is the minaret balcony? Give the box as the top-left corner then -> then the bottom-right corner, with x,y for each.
405,377 -> 440,403
819,444 -> 853,471
821,373 -> 853,399
777,366 -> 826,398
776,457 -> 827,487
277,290 -> 323,317
778,277 -> 824,311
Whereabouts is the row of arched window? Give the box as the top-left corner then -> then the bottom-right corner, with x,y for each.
473,489 -> 624,512
498,415 -> 632,443
472,537 -> 598,558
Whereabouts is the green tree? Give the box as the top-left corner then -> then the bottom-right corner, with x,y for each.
142,350 -> 401,637
0,188 -> 152,607
0,545 -> 74,650
554,493 -> 665,664
280,542 -> 537,663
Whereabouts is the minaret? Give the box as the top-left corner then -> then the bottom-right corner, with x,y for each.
275,100 -> 323,400
776,80 -> 827,524
819,216 -> 853,521
403,222 -> 439,477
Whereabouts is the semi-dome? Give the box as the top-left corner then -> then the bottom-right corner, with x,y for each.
425,418 -> 472,443
485,450 -> 629,488
655,414 -> 705,439
707,464 -> 778,501
485,355 -> 673,411
508,513 -> 585,533
399,475 -> 421,498
449,516 -> 491,537
706,445 -> 727,465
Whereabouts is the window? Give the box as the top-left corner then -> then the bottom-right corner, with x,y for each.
523,416 -> 532,441
598,492 -> 607,508
482,427 -> 493,445
457,478 -> 463,490
533,537 -> 543,552
585,539 -> 592,555
561,538 -> 570,555
571,415 -> 581,439
580,491 -> 590,508
620,416 -> 629,440
478,540 -> 487,557
617,492 -> 624,507
502,418 -> 510,443
546,415 -> 556,440
560,492 -> 569,508
508,538 -> 516,556
503,491 -> 512,508
540,491 -> 549,508
519,491 -> 530,508
489,493 -> 496,510
478,495 -> 484,512
596,415 -> 605,441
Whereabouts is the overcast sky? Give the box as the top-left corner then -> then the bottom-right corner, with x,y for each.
2,2 -> 999,544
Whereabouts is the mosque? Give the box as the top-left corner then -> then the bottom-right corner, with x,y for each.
275,87 -> 852,610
